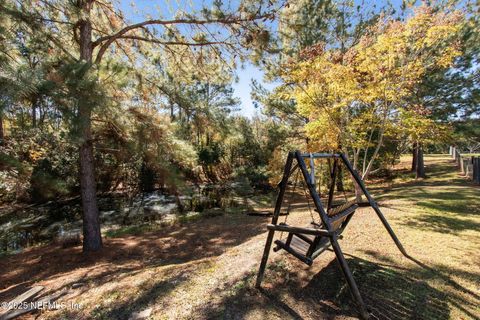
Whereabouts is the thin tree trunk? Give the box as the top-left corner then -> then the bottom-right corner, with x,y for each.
415,143 -> 426,179
349,148 -> 363,202
0,112 -> 4,144
363,106 -> 388,180
352,148 -> 360,171
354,181 -> 363,202
411,142 -> 417,172
362,129 -> 374,174
79,2 -> 102,252
170,103 -> 174,121
362,128 -> 384,180
336,165 -> 344,192
31,98 -> 37,128
32,106 -> 36,127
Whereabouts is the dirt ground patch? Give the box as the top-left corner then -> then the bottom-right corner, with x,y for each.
1,155 -> 479,319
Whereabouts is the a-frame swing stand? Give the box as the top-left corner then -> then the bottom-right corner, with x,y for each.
255,151 -> 408,319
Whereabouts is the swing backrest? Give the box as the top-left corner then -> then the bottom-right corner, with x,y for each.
327,200 -> 358,234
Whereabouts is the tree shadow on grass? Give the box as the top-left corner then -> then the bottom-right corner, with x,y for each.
54,268 -> 193,320
199,256 -> 451,320
376,188 -> 480,235
305,257 -> 450,320
376,187 -> 479,210
370,161 -> 480,235
94,271 -> 190,319
401,214 -> 480,234
361,250 -> 480,319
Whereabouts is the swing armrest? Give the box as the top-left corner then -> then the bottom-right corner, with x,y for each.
267,224 -> 332,237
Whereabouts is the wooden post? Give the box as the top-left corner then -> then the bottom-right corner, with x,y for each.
327,159 -> 338,211
473,157 -> 480,185
466,157 -> 473,178
464,158 -> 470,176
295,151 -> 333,231
256,152 -> 294,288
455,149 -> 461,166
330,236 -> 370,320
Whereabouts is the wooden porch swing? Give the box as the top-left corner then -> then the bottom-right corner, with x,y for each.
255,151 -> 409,320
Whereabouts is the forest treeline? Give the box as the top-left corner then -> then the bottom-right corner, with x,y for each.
0,0 -> 479,252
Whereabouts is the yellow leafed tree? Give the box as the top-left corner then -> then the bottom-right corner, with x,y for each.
284,5 -> 463,180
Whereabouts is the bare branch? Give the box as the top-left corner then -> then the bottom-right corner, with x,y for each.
113,35 -> 232,47
93,12 -> 273,63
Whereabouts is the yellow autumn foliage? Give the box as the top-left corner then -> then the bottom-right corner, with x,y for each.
284,5 -> 463,151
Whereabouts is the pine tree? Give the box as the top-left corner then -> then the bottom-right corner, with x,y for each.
1,0 -> 277,252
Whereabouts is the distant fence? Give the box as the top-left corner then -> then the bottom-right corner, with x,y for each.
449,146 -> 480,184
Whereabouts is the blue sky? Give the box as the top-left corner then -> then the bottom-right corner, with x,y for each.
232,64 -> 270,117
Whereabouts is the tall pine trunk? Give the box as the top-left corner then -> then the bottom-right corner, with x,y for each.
79,2 -> 102,252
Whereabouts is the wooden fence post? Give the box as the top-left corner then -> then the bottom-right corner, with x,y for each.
466,157 -> 474,178
473,157 -> 480,185
456,150 -> 462,167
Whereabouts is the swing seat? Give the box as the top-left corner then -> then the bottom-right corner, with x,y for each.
273,202 -> 359,265
273,224 -> 331,265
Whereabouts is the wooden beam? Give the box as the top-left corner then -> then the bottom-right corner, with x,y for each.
300,153 -> 340,158
339,153 -> 408,257
295,150 -> 334,232
327,158 -> 338,210
0,286 -> 44,319
330,235 -> 370,319
266,224 -> 332,237
256,152 -> 294,288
